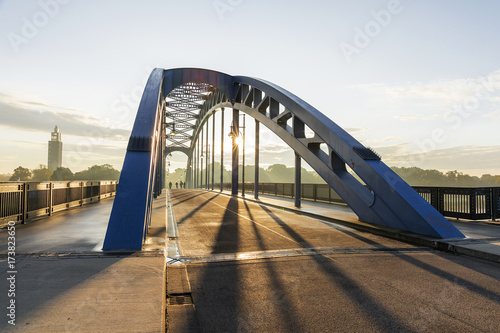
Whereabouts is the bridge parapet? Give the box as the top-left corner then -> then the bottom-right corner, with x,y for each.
0,180 -> 117,226
213,182 -> 500,222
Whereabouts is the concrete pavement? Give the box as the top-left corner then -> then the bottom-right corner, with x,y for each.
223,190 -> 500,264
0,194 -> 167,332
166,189 -> 500,332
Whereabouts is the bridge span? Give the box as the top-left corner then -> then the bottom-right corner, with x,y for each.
2,188 -> 500,332
2,68 -> 499,332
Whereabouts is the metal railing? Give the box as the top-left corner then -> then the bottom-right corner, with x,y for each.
212,182 -> 348,204
210,182 -> 500,221
413,186 -> 499,221
0,181 -> 118,226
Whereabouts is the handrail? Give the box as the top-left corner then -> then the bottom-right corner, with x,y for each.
0,180 -> 118,226
208,182 -> 500,221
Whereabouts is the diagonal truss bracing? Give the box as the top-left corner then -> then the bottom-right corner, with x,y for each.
165,82 -> 214,149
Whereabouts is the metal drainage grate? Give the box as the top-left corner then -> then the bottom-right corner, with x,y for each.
167,293 -> 193,305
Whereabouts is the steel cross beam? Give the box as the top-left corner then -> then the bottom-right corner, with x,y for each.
103,68 -> 464,251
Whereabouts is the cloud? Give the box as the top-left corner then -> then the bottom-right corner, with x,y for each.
365,136 -> 403,144
0,96 -> 130,141
344,127 -> 369,133
375,143 -> 500,175
0,92 -> 131,173
63,142 -> 126,171
259,144 -> 291,154
483,111 -> 500,120
394,114 -> 418,121
350,69 -> 500,115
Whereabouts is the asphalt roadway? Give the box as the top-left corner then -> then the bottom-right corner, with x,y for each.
168,189 -> 500,333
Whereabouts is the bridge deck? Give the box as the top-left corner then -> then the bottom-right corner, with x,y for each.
1,190 -> 500,332
167,189 -> 500,332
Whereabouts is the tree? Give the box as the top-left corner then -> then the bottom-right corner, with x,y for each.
9,166 -> 31,181
73,164 -> 120,180
266,164 -> 294,182
0,174 -> 12,181
167,168 -> 187,184
31,164 -> 53,181
50,167 -> 74,181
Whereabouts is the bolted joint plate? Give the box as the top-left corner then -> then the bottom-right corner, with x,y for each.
127,136 -> 152,152
353,146 -> 381,161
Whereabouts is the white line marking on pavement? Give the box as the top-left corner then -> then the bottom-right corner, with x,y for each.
199,193 -> 300,246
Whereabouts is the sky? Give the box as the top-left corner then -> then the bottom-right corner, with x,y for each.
1,0 -> 500,177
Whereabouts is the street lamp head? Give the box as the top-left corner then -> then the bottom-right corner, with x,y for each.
236,134 -> 243,147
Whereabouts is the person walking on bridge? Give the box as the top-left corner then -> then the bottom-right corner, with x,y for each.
175,182 -> 178,189
169,182 -> 172,189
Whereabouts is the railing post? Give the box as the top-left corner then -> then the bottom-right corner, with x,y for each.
67,182 -> 71,206
470,189 -> 477,220
437,187 -> 443,214
98,181 -> 102,201
80,182 -> 84,206
48,183 -> 53,216
496,190 -> 500,222
491,187 -> 496,222
22,183 -> 28,224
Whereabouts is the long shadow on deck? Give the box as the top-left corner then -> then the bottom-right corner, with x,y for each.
258,204 -> 419,333
334,226 -> 500,306
242,200 -> 303,332
194,197 -> 241,331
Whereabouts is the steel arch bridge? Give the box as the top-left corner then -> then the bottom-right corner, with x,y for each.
103,68 -> 464,250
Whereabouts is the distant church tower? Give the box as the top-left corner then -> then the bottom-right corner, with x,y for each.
48,125 -> 63,171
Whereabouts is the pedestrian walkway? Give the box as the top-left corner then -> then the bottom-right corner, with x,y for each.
0,194 -> 167,332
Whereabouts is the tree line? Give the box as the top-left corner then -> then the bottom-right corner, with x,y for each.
3,163 -> 499,186
167,163 -> 500,187
391,167 -> 500,187
1,164 -> 120,181
166,162 -> 326,185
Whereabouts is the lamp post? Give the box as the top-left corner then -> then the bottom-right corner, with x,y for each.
228,114 -> 246,196
200,154 -> 204,188
229,111 -> 239,195
200,144 -> 210,189
240,114 -> 246,197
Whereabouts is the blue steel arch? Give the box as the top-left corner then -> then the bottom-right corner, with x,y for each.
103,68 -> 464,251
